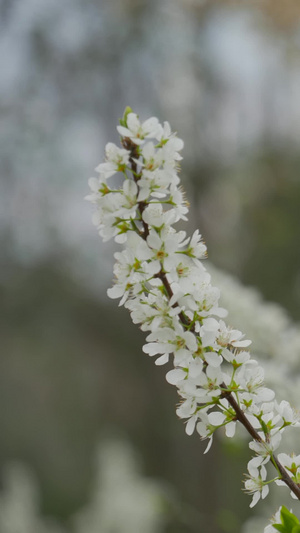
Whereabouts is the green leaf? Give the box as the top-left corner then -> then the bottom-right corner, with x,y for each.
281,506 -> 300,529
272,525 -> 288,533
271,507 -> 300,533
119,106 -> 133,127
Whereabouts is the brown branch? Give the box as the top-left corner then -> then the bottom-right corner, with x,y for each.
223,388 -> 263,443
224,389 -> 300,499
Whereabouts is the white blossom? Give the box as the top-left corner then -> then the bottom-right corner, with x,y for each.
95,142 -> 130,178
117,113 -> 161,145
143,325 -> 197,366
244,462 -> 269,508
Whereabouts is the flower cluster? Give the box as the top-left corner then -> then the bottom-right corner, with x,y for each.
86,108 -> 300,510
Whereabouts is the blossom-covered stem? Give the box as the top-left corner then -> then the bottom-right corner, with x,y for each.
87,110 -> 300,513
122,140 -> 300,501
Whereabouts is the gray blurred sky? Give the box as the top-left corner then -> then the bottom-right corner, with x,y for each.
1,0 -> 300,289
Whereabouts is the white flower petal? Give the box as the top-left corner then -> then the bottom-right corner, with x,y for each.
186,416 -> 197,436
225,421 -> 236,438
208,411 -> 226,426
203,437 -> 213,454
166,369 -> 186,385
155,353 -> 169,365
250,491 -> 260,508
205,352 -> 222,367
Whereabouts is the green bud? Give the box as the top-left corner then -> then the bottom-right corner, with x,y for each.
119,106 -> 133,127
260,418 -> 269,436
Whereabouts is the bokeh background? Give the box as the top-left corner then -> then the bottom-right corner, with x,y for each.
1,1 -> 300,532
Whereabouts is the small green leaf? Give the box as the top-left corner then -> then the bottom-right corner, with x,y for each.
260,419 -> 269,435
292,527 -> 300,533
119,106 -> 133,127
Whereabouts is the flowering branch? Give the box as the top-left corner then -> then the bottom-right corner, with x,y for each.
86,107 -> 300,526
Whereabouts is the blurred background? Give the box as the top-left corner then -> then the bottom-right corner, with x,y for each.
1,1 -> 300,531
